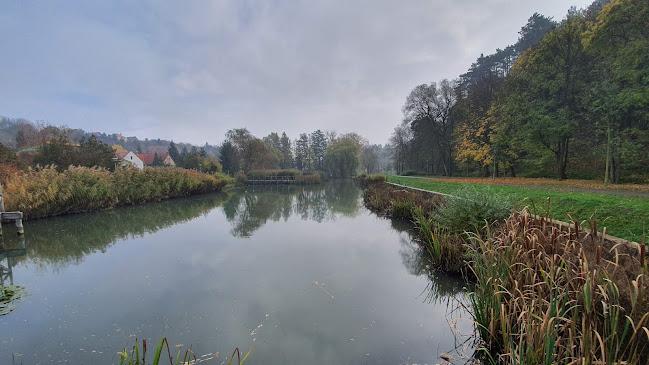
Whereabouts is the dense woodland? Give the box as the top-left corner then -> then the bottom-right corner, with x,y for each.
392,0 -> 649,182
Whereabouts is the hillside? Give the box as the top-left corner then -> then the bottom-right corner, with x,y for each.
0,116 -> 220,156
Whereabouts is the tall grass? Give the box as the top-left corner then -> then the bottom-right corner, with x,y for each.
432,187 -> 511,234
4,166 -> 233,219
467,211 -> 649,364
118,337 -> 254,365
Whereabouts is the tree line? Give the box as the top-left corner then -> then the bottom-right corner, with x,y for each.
391,0 -> 648,182
217,128 -> 391,177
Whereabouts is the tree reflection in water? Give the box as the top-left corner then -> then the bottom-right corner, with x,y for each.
223,180 -> 361,238
9,193 -> 230,269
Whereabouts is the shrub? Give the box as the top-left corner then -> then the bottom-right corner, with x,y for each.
401,170 -> 417,176
234,171 -> 248,186
367,174 -> 386,184
433,187 -> 511,234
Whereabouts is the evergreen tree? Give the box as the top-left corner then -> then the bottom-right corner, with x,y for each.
219,140 -> 238,175
152,152 -> 164,166
279,132 -> 293,169
294,133 -> 311,172
167,141 -> 180,161
310,130 -> 327,171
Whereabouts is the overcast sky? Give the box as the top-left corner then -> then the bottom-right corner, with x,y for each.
0,0 -> 592,145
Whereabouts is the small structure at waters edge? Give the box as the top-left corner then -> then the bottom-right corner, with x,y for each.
248,174 -> 296,185
0,184 -> 23,235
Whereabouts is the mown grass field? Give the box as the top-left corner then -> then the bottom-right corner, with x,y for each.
387,175 -> 649,242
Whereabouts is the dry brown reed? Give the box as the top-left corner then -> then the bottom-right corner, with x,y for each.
468,210 -> 649,364
3,165 -> 232,219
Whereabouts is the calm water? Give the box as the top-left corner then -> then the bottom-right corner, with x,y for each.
0,180 -> 471,364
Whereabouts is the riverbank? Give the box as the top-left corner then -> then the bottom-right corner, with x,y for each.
358,178 -> 649,364
3,166 -> 233,220
388,175 -> 649,242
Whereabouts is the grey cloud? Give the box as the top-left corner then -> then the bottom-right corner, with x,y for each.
0,0 -> 592,145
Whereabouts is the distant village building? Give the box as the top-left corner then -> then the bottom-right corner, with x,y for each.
115,151 -> 175,170
120,151 -> 144,169
136,153 -> 176,167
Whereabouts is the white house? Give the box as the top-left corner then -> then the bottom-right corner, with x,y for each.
121,151 -> 144,169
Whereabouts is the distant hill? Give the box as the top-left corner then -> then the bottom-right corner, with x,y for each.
0,116 -> 220,156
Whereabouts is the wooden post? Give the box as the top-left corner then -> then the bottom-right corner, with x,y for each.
0,183 -> 5,213
16,218 -> 23,236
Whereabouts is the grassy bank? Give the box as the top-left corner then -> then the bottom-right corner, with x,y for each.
360,180 -> 649,363
4,166 -> 233,220
388,175 -> 649,242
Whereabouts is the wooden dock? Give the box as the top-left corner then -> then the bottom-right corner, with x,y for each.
247,175 -> 296,185
0,185 -> 24,235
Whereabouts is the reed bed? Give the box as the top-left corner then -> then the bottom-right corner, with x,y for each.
4,166 -> 233,219
246,169 -> 301,179
467,211 -> 649,364
360,181 -> 649,363
293,174 -> 322,185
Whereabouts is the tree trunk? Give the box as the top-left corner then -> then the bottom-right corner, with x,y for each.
483,165 -> 490,177
604,125 -> 611,184
558,138 -> 570,181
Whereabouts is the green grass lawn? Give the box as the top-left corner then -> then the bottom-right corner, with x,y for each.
387,175 -> 649,242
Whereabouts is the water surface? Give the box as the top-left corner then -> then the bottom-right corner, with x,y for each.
0,180 -> 471,364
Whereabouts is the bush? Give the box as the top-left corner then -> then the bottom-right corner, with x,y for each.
315,170 -> 328,181
433,187 -> 511,234
367,174 -> 386,184
401,170 -> 418,176
354,173 -> 385,187
234,171 -> 248,186
390,199 -> 414,219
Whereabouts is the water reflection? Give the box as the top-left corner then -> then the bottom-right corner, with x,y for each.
0,237 -> 26,286
15,193 -> 229,268
0,180 -> 473,364
223,180 -> 361,237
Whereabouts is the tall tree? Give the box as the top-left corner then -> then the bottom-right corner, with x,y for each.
167,141 -> 180,162
360,145 -> 380,174
294,133 -> 311,172
279,132 -> 293,169
219,140 -> 238,175
503,12 -> 590,180
310,130 -> 327,171
585,0 -> 649,182
402,79 -> 457,176
324,139 -> 360,178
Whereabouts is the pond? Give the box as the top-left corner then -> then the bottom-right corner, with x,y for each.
0,180 -> 472,364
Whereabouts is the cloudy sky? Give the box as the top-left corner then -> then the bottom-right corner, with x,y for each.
0,0 -> 591,145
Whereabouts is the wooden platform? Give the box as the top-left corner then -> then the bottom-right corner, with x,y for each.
247,175 -> 296,185
0,186 -> 24,235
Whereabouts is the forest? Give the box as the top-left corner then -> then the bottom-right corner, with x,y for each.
391,0 -> 648,183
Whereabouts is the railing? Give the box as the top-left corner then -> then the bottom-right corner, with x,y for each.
247,175 -> 296,185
